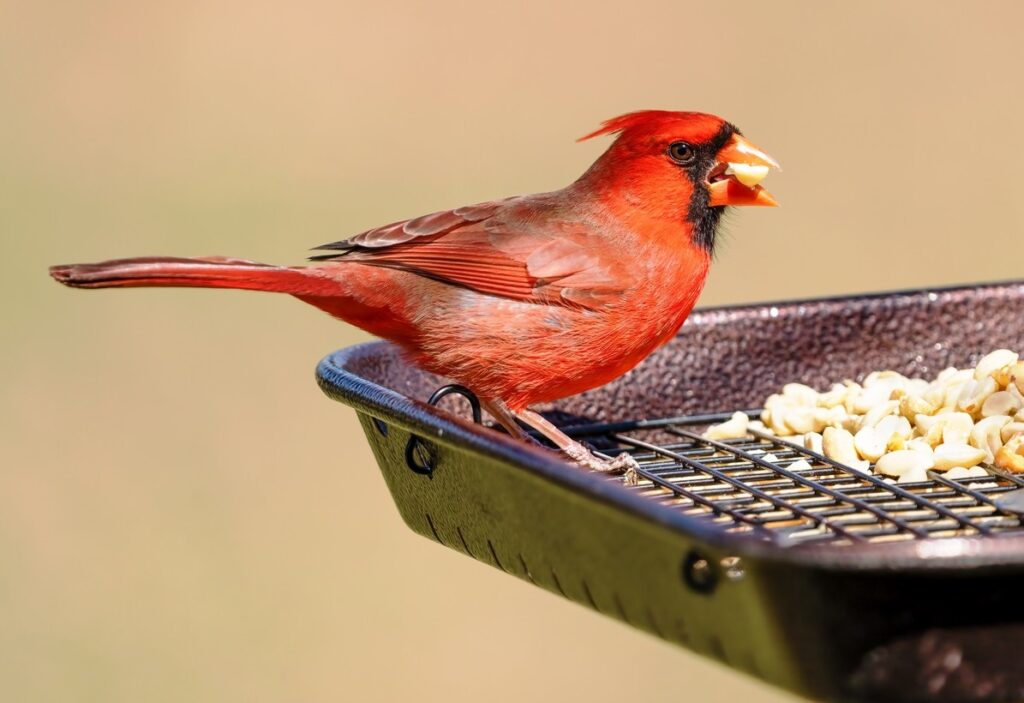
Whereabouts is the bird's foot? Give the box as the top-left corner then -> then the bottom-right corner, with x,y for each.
505,406 -> 642,485
562,443 -> 642,486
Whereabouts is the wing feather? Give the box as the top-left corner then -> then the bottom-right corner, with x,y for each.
311,198 -> 630,309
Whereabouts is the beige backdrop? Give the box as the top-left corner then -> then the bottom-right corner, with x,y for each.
3,2 -> 1023,701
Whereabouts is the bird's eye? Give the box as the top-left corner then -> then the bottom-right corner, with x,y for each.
667,141 -> 695,165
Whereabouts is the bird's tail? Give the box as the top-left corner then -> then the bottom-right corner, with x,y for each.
49,255 -> 424,344
49,256 -> 324,295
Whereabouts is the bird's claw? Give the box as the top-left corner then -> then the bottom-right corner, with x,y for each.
562,443 -> 641,485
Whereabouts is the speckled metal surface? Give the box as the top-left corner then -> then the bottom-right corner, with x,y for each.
344,281 -> 1024,424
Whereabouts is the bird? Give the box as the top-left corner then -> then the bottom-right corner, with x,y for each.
50,110 -> 778,481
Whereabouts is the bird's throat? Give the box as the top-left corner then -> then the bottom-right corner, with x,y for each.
688,196 -> 725,255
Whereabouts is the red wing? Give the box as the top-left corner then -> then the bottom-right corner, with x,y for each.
311,199 -> 629,309
313,199 -> 516,251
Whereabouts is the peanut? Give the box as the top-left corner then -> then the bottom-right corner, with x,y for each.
899,394 -> 936,421
971,415 -> 1011,464
975,349 -> 1020,381
854,426 -> 888,462
982,391 -> 1023,418
1001,422 -> 1024,444
994,436 -> 1024,473
803,431 -> 824,454
957,376 -> 998,417
934,443 -> 987,471
704,411 -> 749,440
876,449 -> 935,478
823,427 -> 869,471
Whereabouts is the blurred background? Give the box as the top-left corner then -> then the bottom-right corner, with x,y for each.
2,2 -> 1023,701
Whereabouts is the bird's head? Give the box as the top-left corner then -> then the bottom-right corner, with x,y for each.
578,110 -> 779,253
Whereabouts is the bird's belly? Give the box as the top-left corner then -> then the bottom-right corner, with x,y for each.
412,289 -> 697,409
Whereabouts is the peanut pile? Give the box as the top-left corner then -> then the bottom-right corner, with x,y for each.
705,349 -> 1024,483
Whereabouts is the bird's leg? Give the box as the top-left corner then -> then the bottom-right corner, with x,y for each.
481,399 -> 537,443
513,408 -> 640,485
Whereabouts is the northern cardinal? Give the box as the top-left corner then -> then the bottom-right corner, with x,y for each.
51,110 -> 778,478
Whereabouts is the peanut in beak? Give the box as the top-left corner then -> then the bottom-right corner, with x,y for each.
725,162 -> 771,188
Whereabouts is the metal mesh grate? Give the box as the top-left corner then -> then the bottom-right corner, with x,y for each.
561,411 -> 1024,547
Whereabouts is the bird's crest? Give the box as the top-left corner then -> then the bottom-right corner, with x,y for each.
577,110 -> 726,143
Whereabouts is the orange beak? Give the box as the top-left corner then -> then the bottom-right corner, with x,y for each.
707,134 -> 780,207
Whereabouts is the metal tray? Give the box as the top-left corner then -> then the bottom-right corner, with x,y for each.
316,280 -> 1024,703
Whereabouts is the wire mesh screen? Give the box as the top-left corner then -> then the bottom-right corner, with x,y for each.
561,412 -> 1024,547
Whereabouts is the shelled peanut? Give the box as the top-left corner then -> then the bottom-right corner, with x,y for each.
704,349 -> 1024,482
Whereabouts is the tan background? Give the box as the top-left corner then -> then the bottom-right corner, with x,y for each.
3,2 -> 1023,701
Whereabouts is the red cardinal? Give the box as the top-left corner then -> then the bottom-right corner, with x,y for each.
51,110 -> 778,477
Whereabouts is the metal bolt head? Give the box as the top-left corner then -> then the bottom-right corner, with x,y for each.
683,551 -> 718,594
720,556 -> 745,582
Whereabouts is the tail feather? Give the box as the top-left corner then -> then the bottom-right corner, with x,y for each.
49,254 -> 425,344
49,256 -> 323,295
